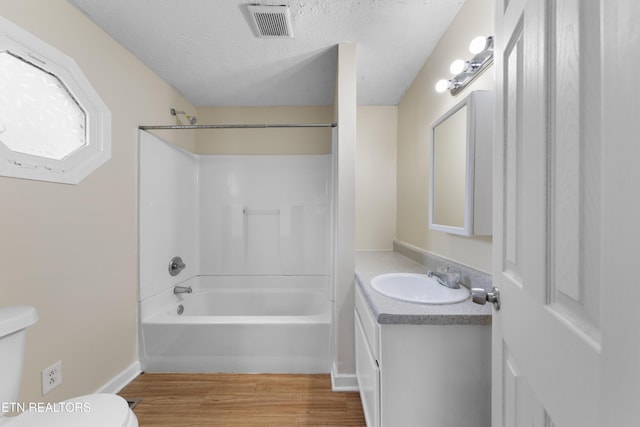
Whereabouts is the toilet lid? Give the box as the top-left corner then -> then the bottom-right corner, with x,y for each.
4,394 -> 136,427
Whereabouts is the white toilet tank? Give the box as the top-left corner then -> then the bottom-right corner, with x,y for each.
0,306 -> 38,405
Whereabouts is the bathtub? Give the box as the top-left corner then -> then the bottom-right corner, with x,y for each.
140,275 -> 332,373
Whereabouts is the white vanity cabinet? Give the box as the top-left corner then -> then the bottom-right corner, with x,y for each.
355,285 -> 381,427
355,285 -> 491,427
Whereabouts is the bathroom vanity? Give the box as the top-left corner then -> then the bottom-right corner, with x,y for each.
354,251 -> 492,427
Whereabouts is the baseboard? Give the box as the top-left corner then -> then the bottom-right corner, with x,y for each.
99,360 -> 355,392
330,363 -> 359,392
95,361 -> 142,394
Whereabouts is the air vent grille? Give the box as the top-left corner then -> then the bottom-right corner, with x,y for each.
248,5 -> 294,38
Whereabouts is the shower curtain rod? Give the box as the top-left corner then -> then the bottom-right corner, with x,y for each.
139,123 -> 337,130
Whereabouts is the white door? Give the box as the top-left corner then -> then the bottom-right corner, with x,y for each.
493,0 -> 640,426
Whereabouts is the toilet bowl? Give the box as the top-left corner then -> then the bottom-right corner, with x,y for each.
0,306 -> 138,427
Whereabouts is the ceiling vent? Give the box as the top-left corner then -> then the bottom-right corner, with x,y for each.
247,5 -> 294,38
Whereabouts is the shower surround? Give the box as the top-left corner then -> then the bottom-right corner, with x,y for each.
138,131 -> 333,372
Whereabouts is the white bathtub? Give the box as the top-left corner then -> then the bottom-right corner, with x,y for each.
140,275 -> 332,373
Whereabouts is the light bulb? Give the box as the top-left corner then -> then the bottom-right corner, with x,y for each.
435,79 -> 450,93
449,59 -> 466,75
469,36 -> 487,54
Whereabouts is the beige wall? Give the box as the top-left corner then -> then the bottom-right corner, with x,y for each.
356,106 -> 398,250
194,106 -> 333,155
397,0 -> 494,273
0,0 -> 195,403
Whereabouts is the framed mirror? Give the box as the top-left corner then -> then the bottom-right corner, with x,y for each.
429,91 -> 493,236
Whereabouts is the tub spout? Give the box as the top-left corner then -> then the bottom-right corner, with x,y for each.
174,285 -> 192,294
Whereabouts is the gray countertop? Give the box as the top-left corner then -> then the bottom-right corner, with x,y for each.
355,251 -> 492,325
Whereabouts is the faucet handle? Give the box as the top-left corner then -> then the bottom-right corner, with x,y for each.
438,266 -> 460,281
169,256 -> 186,276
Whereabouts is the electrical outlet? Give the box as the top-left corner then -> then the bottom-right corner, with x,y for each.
41,361 -> 62,395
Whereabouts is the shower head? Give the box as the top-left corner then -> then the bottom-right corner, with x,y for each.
170,108 -> 197,125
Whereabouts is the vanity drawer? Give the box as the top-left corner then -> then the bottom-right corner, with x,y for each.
355,284 -> 379,359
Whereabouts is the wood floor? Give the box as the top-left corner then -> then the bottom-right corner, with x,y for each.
118,373 -> 366,427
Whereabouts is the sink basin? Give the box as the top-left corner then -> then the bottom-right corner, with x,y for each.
370,273 -> 470,305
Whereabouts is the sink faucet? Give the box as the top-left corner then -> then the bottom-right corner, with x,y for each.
173,285 -> 192,294
427,270 -> 461,289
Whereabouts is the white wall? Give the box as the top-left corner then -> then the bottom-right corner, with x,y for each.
0,1 -> 195,403
198,155 -> 331,276
138,132 -> 199,301
139,134 -> 332,292
332,43 -> 358,385
397,0 -> 494,272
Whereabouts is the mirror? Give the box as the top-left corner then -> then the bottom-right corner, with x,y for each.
429,91 -> 493,236
432,104 -> 470,232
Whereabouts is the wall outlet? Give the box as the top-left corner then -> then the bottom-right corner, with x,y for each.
42,361 -> 62,395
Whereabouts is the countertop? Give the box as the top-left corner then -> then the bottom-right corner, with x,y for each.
355,251 -> 492,325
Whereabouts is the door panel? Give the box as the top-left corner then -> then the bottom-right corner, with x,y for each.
547,0 -> 601,340
493,0 -> 602,426
503,348 -> 550,427
502,18 -> 523,284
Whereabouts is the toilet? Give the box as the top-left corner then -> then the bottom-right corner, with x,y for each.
0,306 -> 138,427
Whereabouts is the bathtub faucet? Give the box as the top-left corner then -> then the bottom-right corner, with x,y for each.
168,256 -> 186,276
173,285 -> 192,295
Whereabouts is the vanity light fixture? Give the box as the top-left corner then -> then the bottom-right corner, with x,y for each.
435,35 -> 494,96
449,59 -> 466,75
469,36 -> 489,54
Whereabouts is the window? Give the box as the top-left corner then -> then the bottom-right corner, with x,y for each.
0,17 -> 111,184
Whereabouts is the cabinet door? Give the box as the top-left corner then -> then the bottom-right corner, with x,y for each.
355,309 -> 379,427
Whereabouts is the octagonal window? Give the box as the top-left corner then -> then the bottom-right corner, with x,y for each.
0,17 -> 111,184
0,52 -> 87,160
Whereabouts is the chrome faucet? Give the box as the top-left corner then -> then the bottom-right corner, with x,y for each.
169,256 -> 186,276
173,285 -> 192,295
427,270 -> 461,289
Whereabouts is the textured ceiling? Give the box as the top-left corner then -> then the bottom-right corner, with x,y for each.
69,0 -> 464,107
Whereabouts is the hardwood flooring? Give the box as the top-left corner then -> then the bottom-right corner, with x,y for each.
118,373 -> 366,427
